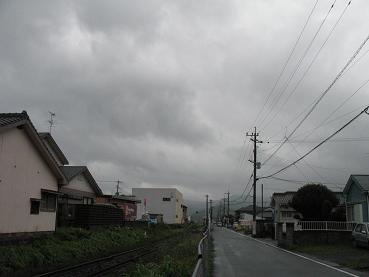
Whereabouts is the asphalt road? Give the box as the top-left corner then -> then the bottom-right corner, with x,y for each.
213,227 -> 360,277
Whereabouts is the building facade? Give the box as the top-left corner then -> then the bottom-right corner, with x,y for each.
57,166 -> 102,226
0,112 -> 66,234
271,192 -> 302,223
344,175 -> 369,222
95,195 -> 140,221
132,188 -> 184,224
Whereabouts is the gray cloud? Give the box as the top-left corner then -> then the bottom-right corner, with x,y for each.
1,0 -> 369,203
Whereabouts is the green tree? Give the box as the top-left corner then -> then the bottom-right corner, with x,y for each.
290,184 -> 339,220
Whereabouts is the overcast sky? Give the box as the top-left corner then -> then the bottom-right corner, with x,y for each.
1,0 -> 369,205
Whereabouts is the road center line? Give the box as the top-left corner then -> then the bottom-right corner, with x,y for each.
229,228 -> 359,277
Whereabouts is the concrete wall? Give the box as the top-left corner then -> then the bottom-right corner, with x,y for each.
133,188 -> 183,224
0,128 -> 58,233
276,223 -> 351,248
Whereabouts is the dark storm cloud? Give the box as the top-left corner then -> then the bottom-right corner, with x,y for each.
1,0 -> 369,201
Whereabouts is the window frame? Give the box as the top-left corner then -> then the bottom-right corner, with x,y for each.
162,197 -> 171,202
40,192 -> 57,212
30,198 -> 40,215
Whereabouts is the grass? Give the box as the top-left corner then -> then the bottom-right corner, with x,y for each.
291,243 -> 369,270
0,225 -> 185,276
125,226 -> 203,277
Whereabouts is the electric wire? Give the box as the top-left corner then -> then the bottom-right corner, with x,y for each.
262,33 -> 369,166
260,106 -> 369,179
289,103 -> 368,141
296,77 -> 369,143
268,44 -> 369,143
269,176 -> 345,188
260,0 -> 351,132
286,138 -> 340,189
258,0 -> 337,129
253,0 -> 320,127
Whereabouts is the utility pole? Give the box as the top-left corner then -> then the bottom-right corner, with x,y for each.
218,201 -> 222,222
210,199 -> 213,224
205,195 -> 209,228
226,191 -> 230,226
223,197 -> 226,226
261,184 -> 264,220
246,127 -> 263,222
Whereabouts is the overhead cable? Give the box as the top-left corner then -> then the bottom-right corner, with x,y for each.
253,0 -> 319,126
261,0 -> 351,132
298,77 -> 369,143
258,0 -> 337,128
262,32 -> 369,166
259,105 -> 369,179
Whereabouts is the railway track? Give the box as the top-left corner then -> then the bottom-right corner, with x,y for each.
33,240 -> 166,277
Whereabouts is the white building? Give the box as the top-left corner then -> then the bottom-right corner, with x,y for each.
132,188 -> 184,224
271,192 -> 302,223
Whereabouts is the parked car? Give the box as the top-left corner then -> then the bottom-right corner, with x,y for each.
217,222 -> 222,227
352,223 -> 369,247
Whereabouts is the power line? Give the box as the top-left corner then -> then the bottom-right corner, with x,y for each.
262,32 -> 369,166
261,0 -> 351,132
259,106 -> 369,179
258,0 -> 337,129
269,176 -> 345,188
269,137 -> 369,144
289,104 -> 368,141
286,138 -> 340,189
253,0 -> 320,126
297,77 -> 369,143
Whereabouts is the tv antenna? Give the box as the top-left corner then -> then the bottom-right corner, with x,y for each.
48,111 -> 56,133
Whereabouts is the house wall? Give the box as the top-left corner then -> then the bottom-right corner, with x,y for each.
133,188 -> 183,224
347,181 -> 368,222
0,128 -> 58,233
272,197 -> 301,223
61,173 -> 95,196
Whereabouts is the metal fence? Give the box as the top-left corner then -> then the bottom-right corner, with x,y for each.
192,230 -> 209,277
294,221 -> 357,231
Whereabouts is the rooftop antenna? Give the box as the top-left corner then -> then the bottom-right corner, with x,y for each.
115,180 -> 122,196
48,111 -> 55,133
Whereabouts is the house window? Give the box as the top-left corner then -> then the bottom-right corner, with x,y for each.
40,192 -> 56,212
281,211 -> 293,218
30,199 -> 40,214
163,197 -> 171,201
83,197 -> 93,204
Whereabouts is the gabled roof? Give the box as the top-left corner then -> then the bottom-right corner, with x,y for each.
0,111 -> 67,184
60,166 -> 102,196
0,112 -> 28,127
343,175 -> 369,195
39,132 -> 69,165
